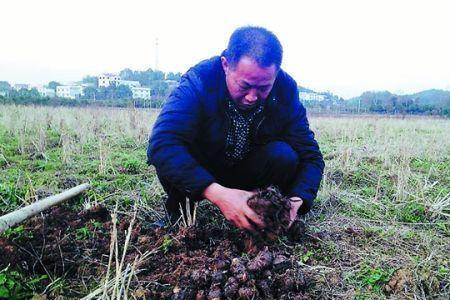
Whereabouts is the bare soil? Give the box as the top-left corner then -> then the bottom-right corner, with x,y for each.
1,187 -> 314,299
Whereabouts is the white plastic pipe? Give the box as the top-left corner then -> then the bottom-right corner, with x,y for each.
0,183 -> 90,234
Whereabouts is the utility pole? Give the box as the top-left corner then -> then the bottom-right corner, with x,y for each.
154,38 -> 159,71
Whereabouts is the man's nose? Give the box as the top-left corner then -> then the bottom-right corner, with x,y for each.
245,89 -> 258,102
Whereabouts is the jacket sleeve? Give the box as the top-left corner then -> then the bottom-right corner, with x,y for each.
283,83 -> 325,214
147,72 -> 216,199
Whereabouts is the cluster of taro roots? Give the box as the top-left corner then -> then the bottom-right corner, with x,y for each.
173,249 -> 307,300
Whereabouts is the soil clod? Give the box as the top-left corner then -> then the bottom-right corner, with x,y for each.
273,254 -> 291,272
247,186 -> 292,236
247,248 -> 274,273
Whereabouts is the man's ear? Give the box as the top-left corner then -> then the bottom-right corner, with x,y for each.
221,56 -> 229,75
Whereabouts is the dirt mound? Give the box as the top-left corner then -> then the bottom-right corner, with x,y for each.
138,225 -> 310,299
135,187 -> 309,299
0,205 -> 112,282
1,188 -> 310,299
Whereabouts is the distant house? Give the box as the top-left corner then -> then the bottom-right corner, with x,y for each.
299,91 -> 326,102
131,87 -> 151,100
120,80 -> 141,88
13,84 -> 31,91
56,85 -> 83,99
98,73 -> 120,87
37,86 -> 56,98
164,79 -> 179,90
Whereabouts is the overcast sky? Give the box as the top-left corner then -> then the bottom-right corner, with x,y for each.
1,0 -> 449,98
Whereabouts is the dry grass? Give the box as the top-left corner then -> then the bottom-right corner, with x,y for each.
0,105 -> 449,299
306,115 -> 449,299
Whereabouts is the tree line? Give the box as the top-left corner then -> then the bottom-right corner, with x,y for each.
302,90 -> 450,116
0,68 -> 182,106
1,77 -> 449,116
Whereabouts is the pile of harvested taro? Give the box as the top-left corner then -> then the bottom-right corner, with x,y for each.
137,186 -> 309,299
0,187 -> 312,299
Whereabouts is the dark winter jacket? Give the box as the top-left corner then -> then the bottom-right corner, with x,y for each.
147,56 -> 324,214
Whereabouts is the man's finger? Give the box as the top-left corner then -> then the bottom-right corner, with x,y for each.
245,209 -> 265,229
243,190 -> 257,199
288,219 -> 294,229
232,216 -> 253,232
240,217 -> 256,232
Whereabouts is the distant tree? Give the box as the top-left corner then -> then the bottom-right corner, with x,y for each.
48,81 -> 61,90
0,81 -> 11,91
149,69 -> 165,81
166,72 -> 182,81
150,80 -> 169,97
93,84 -> 132,100
116,85 -> 132,99
82,75 -> 98,86
120,68 -> 166,86
8,88 -> 44,105
386,97 -> 398,113
83,86 -> 97,100
103,86 -> 116,100
31,88 -> 42,100
119,68 -> 134,80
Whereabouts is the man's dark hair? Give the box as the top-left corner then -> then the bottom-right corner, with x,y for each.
224,26 -> 283,70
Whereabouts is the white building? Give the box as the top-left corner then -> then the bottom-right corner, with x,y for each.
299,92 -> 326,101
120,80 -> 140,88
56,85 -> 83,99
165,79 -> 179,91
131,87 -> 151,100
37,86 -> 56,98
98,73 -> 120,87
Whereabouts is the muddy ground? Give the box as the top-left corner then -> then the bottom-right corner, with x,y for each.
0,188 -> 322,299
0,187 -> 412,299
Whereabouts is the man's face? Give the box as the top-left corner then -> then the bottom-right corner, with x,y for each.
222,56 -> 277,110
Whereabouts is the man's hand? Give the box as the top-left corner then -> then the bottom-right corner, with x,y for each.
288,197 -> 303,228
203,183 -> 265,232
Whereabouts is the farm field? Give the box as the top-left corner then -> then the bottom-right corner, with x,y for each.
0,105 -> 449,299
